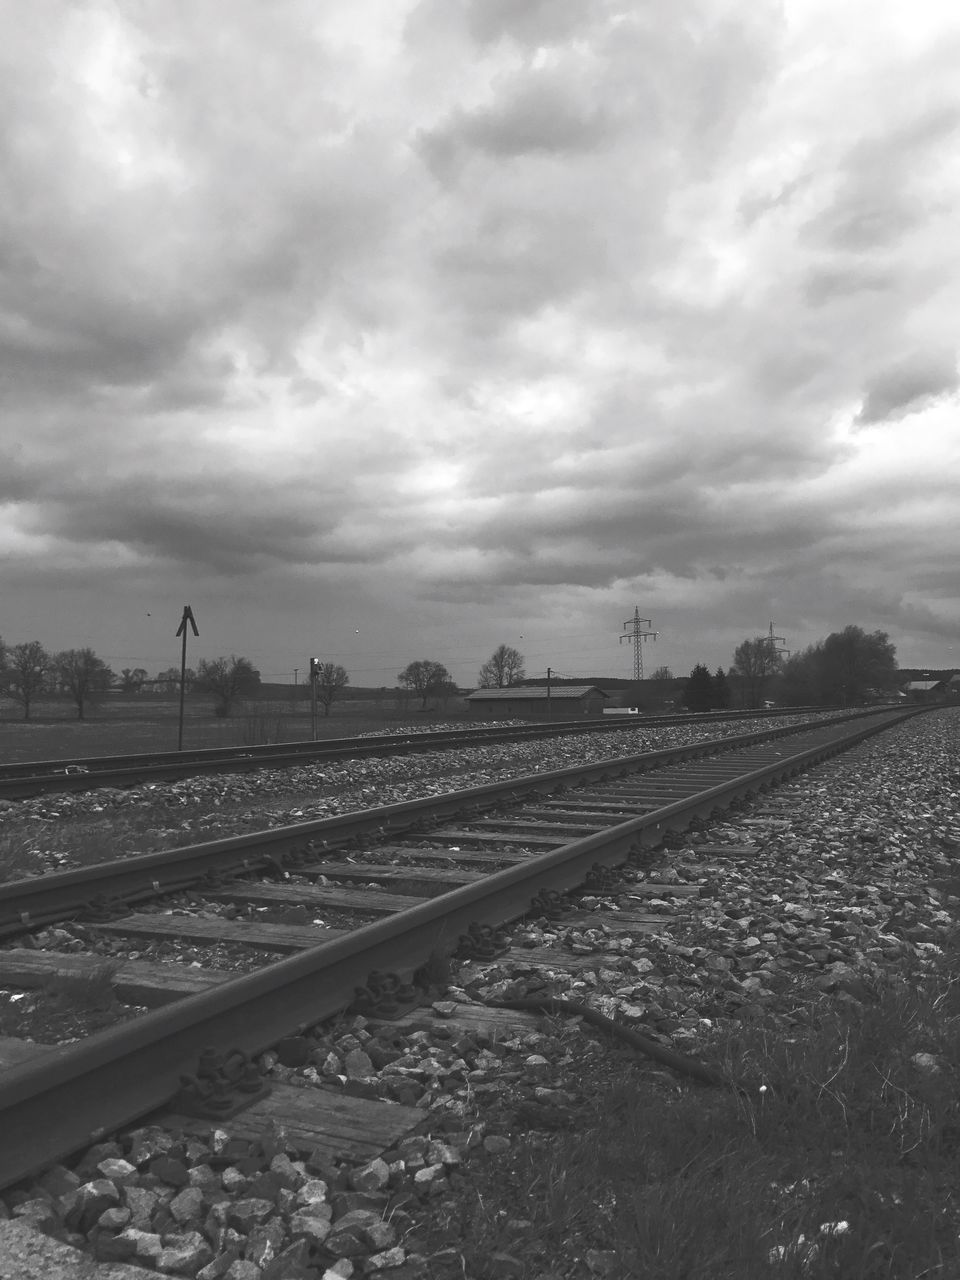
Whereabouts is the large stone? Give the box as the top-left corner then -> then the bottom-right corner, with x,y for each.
156,1231 -> 214,1275
343,1048 -> 374,1078
196,1251 -> 242,1280
68,1181 -> 122,1234
365,1246 -> 406,1271
348,1158 -> 389,1193
169,1187 -> 206,1224
120,1186 -> 158,1230
117,1228 -> 165,1262
245,1218 -> 286,1268
287,1212 -> 331,1246
223,1262 -> 263,1280
326,1208 -> 394,1257
293,1178 -> 329,1208
225,1199 -> 275,1234
0,1220 -> 154,1280
261,1239 -> 316,1280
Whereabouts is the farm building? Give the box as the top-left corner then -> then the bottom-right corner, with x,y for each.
902,679 -> 948,700
465,685 -> 609,718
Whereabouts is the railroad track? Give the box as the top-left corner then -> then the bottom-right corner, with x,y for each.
0,703 -> 927,1198
0,704 -> 851,800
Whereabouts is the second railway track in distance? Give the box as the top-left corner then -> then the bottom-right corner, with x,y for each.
0,704 -> 854,801
0,703 -> 932,1194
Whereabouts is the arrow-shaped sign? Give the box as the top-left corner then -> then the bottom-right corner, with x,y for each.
176,605 -> 199,638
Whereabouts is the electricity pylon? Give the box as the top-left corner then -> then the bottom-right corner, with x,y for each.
767,621 -> 790,658
620,608 -> 658,680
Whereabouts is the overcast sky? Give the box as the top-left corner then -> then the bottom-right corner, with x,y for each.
1,0 -> 958,689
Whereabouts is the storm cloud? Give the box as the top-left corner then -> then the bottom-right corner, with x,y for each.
0,0 -> 958,685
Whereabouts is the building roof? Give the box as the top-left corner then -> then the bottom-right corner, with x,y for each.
466,684 -> 609,701
903,680 -> 943,691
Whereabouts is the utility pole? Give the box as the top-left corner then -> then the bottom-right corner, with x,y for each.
175,605 -> 198,751
620,608 -> 657,680
292,668 -> 299,713
546,666 -> 552,719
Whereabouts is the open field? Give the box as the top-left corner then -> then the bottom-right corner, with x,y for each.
0,696 -> 472,764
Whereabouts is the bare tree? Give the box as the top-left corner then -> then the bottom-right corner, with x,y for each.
314,662 -> 349,716
54,648 -> 115,719
2,641 -> 50,719
650,665 -> 674,681
731,636 -> 784,708
155,666 -> 196,697
195,656 -> 261,717
478,644 -> 525,688
399,659 -> 452,709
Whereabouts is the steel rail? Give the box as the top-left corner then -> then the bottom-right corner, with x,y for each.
0,705 -> 928,1189
0,709 -> 888,937
0,705 -> 866,800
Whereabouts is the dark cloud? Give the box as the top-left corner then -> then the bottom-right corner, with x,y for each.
405,0 -> 592,50
803,265 -> 896,307
419,75 -> 615,173
856,354 -> 958,424
23,480 -> 328,576
0,0 -> 957,680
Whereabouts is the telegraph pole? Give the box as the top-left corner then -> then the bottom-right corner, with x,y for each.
620,608 -> 658,680
546,666 -> 552,719
175,605 -> 198,751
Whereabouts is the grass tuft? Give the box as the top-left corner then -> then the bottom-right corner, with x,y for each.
429,938 -> 960,1279
42,961 -> 121,1013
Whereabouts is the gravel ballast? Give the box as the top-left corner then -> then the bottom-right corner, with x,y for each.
2,707 -> 957,1278
0,715 -> 846,877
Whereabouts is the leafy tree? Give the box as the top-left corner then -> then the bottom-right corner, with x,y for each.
683,663 -> 718,712
314,662 -> 349,716
650,666 -> 674,681
773,626 -> 898,707
54,648 -> 115,719
713,667 -> 731,709
120,667 -> 148,695
399,659 -> 452,709
818,626 -> 897,705
195,655 -> 261,717
2,641 -> 50,719
732,636 -> 784,708
478,644 -> 525,688
779,647 -> 820,707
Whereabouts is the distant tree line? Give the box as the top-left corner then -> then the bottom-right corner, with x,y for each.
0,640 -> 115,720
682,665 -> 731,712
0,637 -> 266,719
777,626 -> 898,706
680,625 -> 898,712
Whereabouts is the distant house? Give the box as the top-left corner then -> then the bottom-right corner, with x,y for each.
465,685 -> 609,719
902,679 -> 947,701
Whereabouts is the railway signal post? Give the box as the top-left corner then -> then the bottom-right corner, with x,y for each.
175,605 -> 199,751
310,657 -> 320,740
